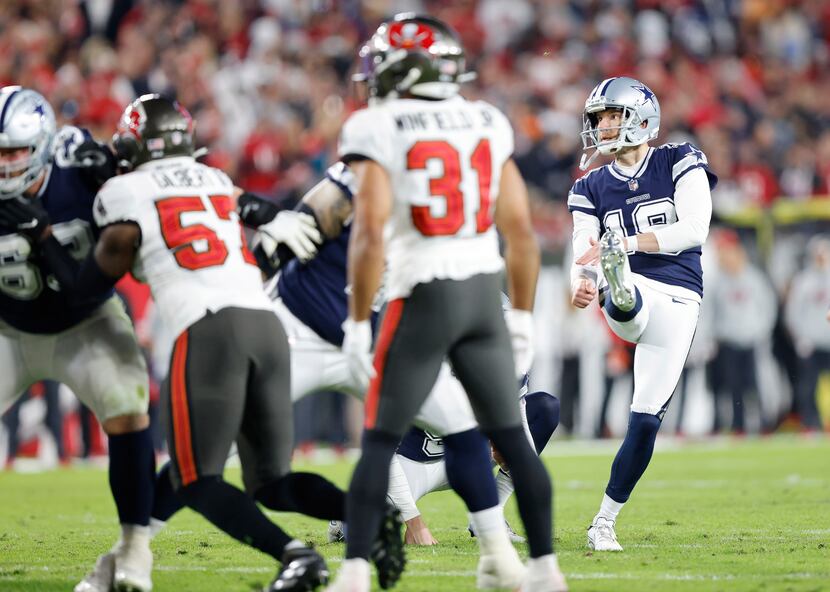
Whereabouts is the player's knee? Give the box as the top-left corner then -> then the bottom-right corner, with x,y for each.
627,411 -> 662,442
525,392 -> 560,454
101,412 -> 150,435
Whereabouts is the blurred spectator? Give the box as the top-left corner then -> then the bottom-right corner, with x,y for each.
785,236 -> 830,431
710,231 -> 778,433
3,381 -> 65,468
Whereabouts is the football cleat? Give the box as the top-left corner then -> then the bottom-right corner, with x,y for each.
599,231 -> 636,312
468,519 -> 526,544
476,546 -> 525,590
520,554 -> 569,592
327,520 -> 346,543
74,552 -> 115,592
587,516 -> 623,552
113,539 -> 153,592
323,558 -> 370,592
268,546 -> 329,591
370,505 -> 406,590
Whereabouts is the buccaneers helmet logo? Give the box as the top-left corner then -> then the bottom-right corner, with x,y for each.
388,21 -> 435,50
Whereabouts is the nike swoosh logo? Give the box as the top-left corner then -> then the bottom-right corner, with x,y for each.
19,219 -> 38,229
671,298 -> 686,305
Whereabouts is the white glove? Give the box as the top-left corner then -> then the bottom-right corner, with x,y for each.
342,317 -> 376,392
257,210 -> 322,263
505,308 -> 534,379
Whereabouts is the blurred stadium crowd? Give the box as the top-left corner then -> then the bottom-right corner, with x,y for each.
2,0 -> 829,467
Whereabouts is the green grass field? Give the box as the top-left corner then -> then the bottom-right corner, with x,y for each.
1,435 -> 828,591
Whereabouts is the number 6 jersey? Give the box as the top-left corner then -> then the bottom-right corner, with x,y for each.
94,156 -> 271,338
338,95 -> 514,300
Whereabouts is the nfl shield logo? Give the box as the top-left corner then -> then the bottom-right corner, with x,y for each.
628,179 -> 639,191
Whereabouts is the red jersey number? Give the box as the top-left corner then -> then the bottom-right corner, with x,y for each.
156,195 -> 255,270
407,139 -> 494,236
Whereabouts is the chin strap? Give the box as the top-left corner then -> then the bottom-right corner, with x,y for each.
579,149 -> 601,171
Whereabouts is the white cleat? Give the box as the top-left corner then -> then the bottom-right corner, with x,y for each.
327,520 -> 346,543
587,516 -> 623,552
599,231 -> 635,311
476,549 -> 526,590
469,519 -> 527,544
520,554 -> 568,592
74,552 -> 115,592
324,558 -> 370,592
113,541 -> 153,592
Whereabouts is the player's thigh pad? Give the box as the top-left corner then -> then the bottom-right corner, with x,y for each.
397,455 -> 449,501
53,296 -> 149,421
163,308 -> 254,490
235,309 -> 294,494
0,321 -> 31,414
630,290 -> 700,414
414,362 -> 478,436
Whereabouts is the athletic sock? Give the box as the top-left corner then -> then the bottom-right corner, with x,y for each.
151,461 -> 184,523
596,493 -> 625,523
255,472 -> 346,521
178,476 -> 291,560
605,411 -> 662,503
108,428 -> 155,526
443,428 -> 499,512
495,469 -> 514,508
468,505 -> 505,539
486,425 -> 552,558
345,429 -> 400,560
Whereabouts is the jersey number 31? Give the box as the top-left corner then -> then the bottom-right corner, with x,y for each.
407,139 -> 493,236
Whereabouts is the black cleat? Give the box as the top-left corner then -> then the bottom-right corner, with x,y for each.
370,505 -> 406,590
268,546 -> 329,591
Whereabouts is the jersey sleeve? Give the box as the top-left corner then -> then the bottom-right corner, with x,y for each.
485,103 -> 515,165
337,108 -> 393,170
567,177 -> 597,216
93,177 -> 139,228
325,161 -> 357,201
52,126 -> 94,168
670,143 -> 718,190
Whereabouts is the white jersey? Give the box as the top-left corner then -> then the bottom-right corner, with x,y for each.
94,156 -> 272,338
338,95 -> 514,299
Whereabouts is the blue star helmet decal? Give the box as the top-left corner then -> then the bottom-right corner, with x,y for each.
632,83 -> 655,106
33,103 -> 45,116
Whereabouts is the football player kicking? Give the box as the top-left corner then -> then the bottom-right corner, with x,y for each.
568,77 -> 716,551
0,87 -> 156,592
326,13 -> 567,592
19,94 -> 367,592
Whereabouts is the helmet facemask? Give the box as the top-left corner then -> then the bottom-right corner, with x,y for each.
578,77 -> 660,170
0,87 -> 56,199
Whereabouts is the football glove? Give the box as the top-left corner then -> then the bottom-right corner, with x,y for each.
342,317 -> 376,392
73,140 -> 117,188
0,196 -> 50,242
257,210 -> 322,263
505,308 -> 534,379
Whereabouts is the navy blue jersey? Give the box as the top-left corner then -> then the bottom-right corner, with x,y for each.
397,374 -> 530,462
277,163 -> 378,346
0,127 -> 112,334
278,226 -> 354,346
568,143 -> 717,297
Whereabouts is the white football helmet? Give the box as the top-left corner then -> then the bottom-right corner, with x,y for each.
579,77 -> 660,170
0,86 -> 56,198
